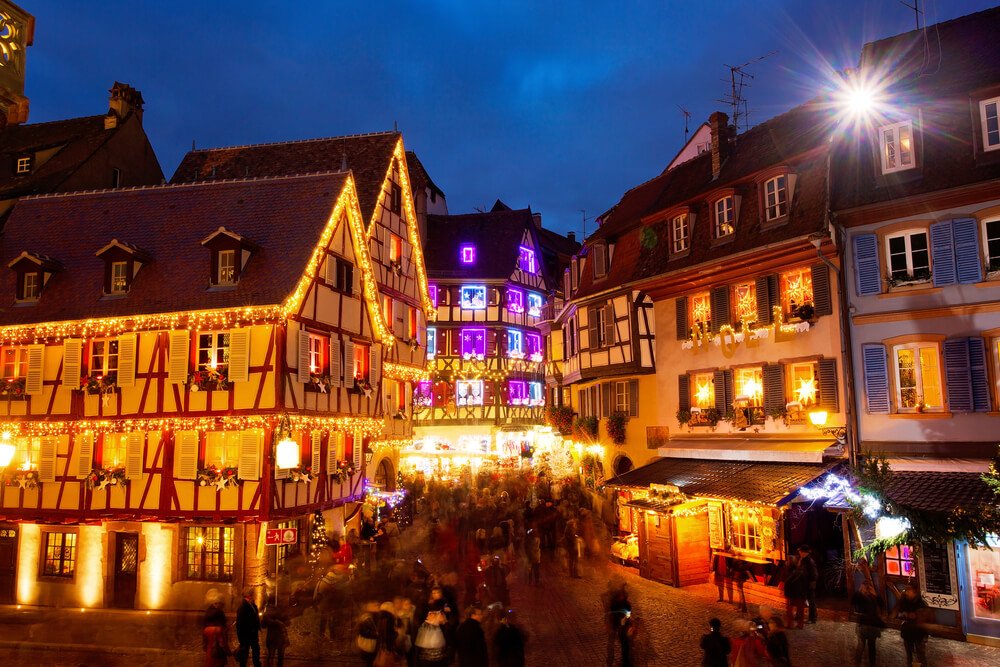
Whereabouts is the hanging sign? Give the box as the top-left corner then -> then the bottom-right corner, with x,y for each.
707,503 -> 725,550
917,541 -> 960,610
265,527 -> 298,546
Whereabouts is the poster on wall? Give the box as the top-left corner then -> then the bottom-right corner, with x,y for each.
707,503 -> 724,550
918,541 -> 960,610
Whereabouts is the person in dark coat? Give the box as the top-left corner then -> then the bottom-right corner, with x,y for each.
852,582 -> 885,667
782,556 -> 808,630
607,586 -> 633,667
454,606 -> 489,667
893,581 -> 929,667
493,610 -> 527,667
261,600 -> 289,667
797,544 -> 819,623
236,589 -> 263,667
765,616 -> 792,667
699,618 -> 730,667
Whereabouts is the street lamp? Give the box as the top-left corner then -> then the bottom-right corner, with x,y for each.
808,409 -> 847,444
274,415 -> 299,469
0,431 -> 15,468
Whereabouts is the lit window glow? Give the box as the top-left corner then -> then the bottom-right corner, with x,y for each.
527,292 -> 543,317
460,244 -> 476,264
456,380 -> 483,406
507,288 -> 524,313
518,246 -> 537,274
460,285 -> 487,310
461,328 -> 486,359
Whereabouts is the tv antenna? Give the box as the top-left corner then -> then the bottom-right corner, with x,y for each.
677,105 -> 692,144
718,51 -> 777,135
578,209 -> 596,240
899,0 -> 923,30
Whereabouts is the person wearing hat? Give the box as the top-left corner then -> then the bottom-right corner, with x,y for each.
454,606 -> 489,667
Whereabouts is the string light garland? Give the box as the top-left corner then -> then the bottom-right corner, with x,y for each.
383,362 -> 428,383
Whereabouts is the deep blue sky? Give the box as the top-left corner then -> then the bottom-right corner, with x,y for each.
23,0 -> 1000,237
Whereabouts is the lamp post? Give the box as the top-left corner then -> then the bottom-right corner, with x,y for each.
808,409 -> 848,447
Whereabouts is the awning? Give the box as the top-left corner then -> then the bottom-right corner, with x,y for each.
605,457 -> 842,507
657,437 -> 842,464
884,470 -> 995,514
624,497 -> 706,515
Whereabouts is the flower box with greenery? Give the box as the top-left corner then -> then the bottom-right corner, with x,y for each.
0,378 -> 26,400
607,412 -> 629,445
3,468 -> 38,489
307,373 -> 334,393
885,268 -> 932,289
82,372 -> 117,395
793,303 -> 814,322
331,460 -> 356,483
86,464 -> 128,490
580,453 -> 603,490
406,336 -> 420,351
197,465 -> 240,490
574,415 -> 599,440
767,406 -> 789,425
676,408 -> 692,427
288,464 -> 314,483
188,366 -> 231,392
545,405 -> 575,435
351,378 -> 374,398
389,259 -> 404,275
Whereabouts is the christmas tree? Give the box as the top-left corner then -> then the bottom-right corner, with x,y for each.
308,510 -> 329,572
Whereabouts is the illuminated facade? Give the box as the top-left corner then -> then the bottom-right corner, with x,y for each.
410,202 -> 576,476
0,172 -> 394,610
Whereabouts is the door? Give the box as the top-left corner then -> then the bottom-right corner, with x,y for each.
0,525 -> 17,604
113,532 -> 139,609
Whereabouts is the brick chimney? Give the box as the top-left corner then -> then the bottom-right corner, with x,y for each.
532,212 -> 542,229
567,231 -> 576,243
108,82 -> 145,124
709,111 -> 731,180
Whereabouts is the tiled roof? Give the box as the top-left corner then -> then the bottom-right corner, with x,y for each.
605,457 -> 838,506
832,6 -> 1000,211
424,208 -> 534,281
0,115 -> 118,199
884,471 -> 996,514
0,172 -> 350,325
405,150 -> 445,198
170,131 -> 399,226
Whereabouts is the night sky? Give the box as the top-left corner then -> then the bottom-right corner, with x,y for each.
23,1 -> 1000,237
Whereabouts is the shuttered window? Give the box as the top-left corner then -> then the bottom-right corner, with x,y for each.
24,344 -> 44,395
755,274 -> 779,324
862,344 -> 890,414
174,431 -> 199,480
116,334 -> 137,387
779,268 -> 813,319
945,337 -> 991,413
930,218 -> 983,286
168,331 -> 190,383
852,234 -> 882,297
227,328 -> 251,383
678,374 -> 691,412
762,363 -> 785,414
891,342 -> 943,412
817,358 -> 840,412
811,263 -> 832,316
75,432 -> 95,479
710,286 -> 730,333
62,339 -> 82,388
713,370 -> 734,414
675,297 -> 689,340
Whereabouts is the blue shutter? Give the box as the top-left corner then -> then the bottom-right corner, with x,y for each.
968,336 -> 991,412
943,338 -> 973,413
861,344 -> 890,414
930,220 -> 956,286
953,218 -> 983,284
853,234 -> 882,296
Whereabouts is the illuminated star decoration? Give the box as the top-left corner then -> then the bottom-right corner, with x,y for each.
214,476 -> 230,492
796,378 -> 817,405
695,381 -> 712,406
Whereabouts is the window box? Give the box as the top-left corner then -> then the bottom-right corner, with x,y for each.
331,460 -> 356,483
2,468 -> 39,489
306,373 -> 334,393
0,378 -> 26,400
287,464 -> 314,484
81,372 -> 117,395
885,269 -> 932,290
187,367 -> 231,391
86,464 -> 129,490
197,465 -> 240,490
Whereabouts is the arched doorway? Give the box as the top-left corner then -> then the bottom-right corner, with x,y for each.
613,455 -> 634,476
374,458 -> 395,490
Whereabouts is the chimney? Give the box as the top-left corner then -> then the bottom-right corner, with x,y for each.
108,82 -> 145,124
709,111 -> 731,180
531,212 -> 542,229
567,231 -> 576,243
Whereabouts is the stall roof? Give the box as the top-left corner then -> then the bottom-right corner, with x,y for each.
884,471 -> 995,514
605,457 -> 841,507
624,498 -> 706,514
657,438 -> 842,464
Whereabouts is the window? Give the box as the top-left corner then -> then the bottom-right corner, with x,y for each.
205,432 -> 240,468
1,346 -> 27,380
426,327 -> 437,358
460,244 -> 476,264
110,261 -> 128,294
42,531 -> 77,577
592,243 -> 607,278
735,367 -> 764,407
308,335 -> 325,374
182,526 -> 234,581
884,544 -> 915,577
429,284 -> 438,307
390,183 -> 402,214
594,307 -> 609,347
614,381 -> 629,413
334,258 -> 354,295
382,295 -> 393,328
525,332 -> 542,360
789,362 -> 818,408
90,339 -> 119,377
529,381 -> 544,406
507,329 -> 524,358
518,246 -> 538,274
691,373 -> 715,414
14,436 -> 40,470
984,219 -> 1000,272
15,155 -> 31,174
690,292 -> 711,330
103,433 -> 128,468
714,196 -> 735,238
21,272 -> 39,301
460,285 -> 487,310
111,167 -> 122,188
461,328 -> 486,359
197,332 -> 230,372
879,120 -> 915,174
354,344 -> 370,380
729,510 -> 762,553
456,380 -> 483,406
218,250 -> 237,285
885,230 -> 930,282
408,307 -> 418,341
892,343 -> 943,411
764,175 -> 788,221
981,97 -> 1000,152
509,380 -> 528,405
671,214 -> 689,253
780,268 -> 814,317
527,293 -> 543,317
733,282 -> 757,323
389,234 -> 403,263
507,288 -> 524,314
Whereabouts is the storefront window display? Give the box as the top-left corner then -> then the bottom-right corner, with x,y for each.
967,537 -> 1000,621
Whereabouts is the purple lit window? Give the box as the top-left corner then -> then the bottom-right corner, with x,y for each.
461,328 -> 486,358
509,380 -> 528,405
507,288 -> 524,313
460,244 -> 476,264
460,285 -> 487,310
527,293 -> 543,316
415,380 -> 434,408
518,246 -> 537,274
526,333 -> 542,360
429,284 -> 438,307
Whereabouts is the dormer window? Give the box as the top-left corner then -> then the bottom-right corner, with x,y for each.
96,239 -> 149,296
8,251 -> 61,303
671,214 -> 690,254
21,272 -> 39,300
16,155 -> 32,174
201,227 -> 255,288
518,246 -> 538,274
879,120 -> 915,174
592,243 -> 608,278
980,97 -> 1000,152
764,175 -> 788,220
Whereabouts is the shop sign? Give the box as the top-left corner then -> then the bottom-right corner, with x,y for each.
707,503 -> 725,550
918,541 -> 960,610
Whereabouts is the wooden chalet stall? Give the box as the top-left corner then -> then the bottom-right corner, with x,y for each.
0,170 -> 414,611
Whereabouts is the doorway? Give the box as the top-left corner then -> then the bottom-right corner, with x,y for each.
0,525 -> 17,604
112,532 -> 139,609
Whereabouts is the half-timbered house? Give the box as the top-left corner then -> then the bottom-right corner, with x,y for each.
0,170 -> 393,611
409,203 -> 574,474
171,131 -> 436,489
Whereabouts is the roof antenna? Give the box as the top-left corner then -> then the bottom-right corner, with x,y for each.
192,139 -> 196,151
393,120 -> 398,132
899,0 -> 923,30
677,105 -> 691,144
579,209 -> 595,240
718,51 -> 777,135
